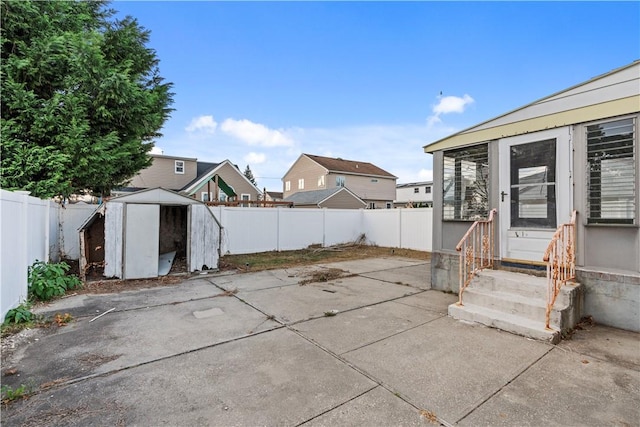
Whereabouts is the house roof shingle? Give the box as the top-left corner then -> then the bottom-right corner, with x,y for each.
305,154 -> 396,178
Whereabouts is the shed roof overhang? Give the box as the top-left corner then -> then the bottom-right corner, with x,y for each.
424,96 -> 639,153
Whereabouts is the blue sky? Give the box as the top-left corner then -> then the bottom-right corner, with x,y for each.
114,1 -> 639,191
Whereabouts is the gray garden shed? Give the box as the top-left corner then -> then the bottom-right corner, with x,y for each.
79,188 -> 221,280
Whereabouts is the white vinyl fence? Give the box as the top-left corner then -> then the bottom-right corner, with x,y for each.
0,189 -> 98,320
212,206 -> 432,255
1,188 -> 432,320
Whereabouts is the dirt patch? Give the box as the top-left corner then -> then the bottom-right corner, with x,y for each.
73,275 -> 184,295
298,268 -> 350,285
76,352 -> 121,369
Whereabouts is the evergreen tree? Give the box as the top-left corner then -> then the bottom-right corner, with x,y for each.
244,165 -> 257,186
0,0 -> 174,198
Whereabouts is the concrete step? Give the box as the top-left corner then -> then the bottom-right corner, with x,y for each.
472,270 -> 575,307
462,287 -> 564,328
448,302 -> 561,344
449,269 -> 584,343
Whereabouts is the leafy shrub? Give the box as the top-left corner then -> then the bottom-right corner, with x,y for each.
3,302 -> 34,325
28,261 -> 81,301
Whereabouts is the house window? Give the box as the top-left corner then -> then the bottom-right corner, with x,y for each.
368,202 -> 376,209
586,117 -> 636,225
336,176 -> 345,187
414,188 -> 420,194
241,193 -> 250,207
386,202 -> 392,209
371,179 -> 378,183
425,187 -> 431,194
298,179 -> 304,189
443,144 -> 489,220
318,175 -> 325,187
175,160 -> 185,174
201,192 -> 210,202
285,181 -> 291,191
219,192 -> 227,202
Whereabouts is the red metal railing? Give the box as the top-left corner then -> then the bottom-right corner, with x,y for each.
543,210 -> 577,330
455,209 -> 497,306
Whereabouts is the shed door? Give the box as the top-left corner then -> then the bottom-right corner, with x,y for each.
124,204 -> 160,279
499,128 -> 572,263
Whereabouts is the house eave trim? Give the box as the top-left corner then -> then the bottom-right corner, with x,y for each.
424,95 -> 639,152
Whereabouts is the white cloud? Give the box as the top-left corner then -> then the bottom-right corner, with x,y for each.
149,146 -> 164,155
427,94 -> 474,128
185,115 -> 218,134
220,118 -> 294,147
433,94 -> 474,114
244,152 -> 266,164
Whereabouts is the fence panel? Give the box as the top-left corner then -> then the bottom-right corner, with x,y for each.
59,204 -> 99,259
363,209 -> 401,248
0,190 -> 60,320
277,209 -> 325,251
399,208 -> 432,252
324,209 -> 364,246
214,207 -> 280,255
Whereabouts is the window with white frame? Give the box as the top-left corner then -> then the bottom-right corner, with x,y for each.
201,192 -> 210,202
318,175 -> 325,187
443,144 -> 489,220
298,178 -> 304,189
336,176 -> 345,187
425,186 -> 431,194
285,181 -> 291,191
586,117 -> 636,225
386,202 -> 392,209
241,194 -> 250,207
368,202 -> 376,209
175,160 -> 185,174
414,188 -> 420,194
219,192 -> 227,202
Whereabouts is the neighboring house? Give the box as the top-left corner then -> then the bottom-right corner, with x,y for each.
122,154 -> 261,204
181,160 -> 261,204
264,191 -> 284,202
282,154 -> 397,209
395,181 -> 433,208
284,187 -> 367,209
424,60 -> 639,333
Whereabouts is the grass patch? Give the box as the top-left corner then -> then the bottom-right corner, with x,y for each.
219,245 -> 429,273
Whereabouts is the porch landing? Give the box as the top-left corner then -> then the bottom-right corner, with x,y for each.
449,269 -> 583,344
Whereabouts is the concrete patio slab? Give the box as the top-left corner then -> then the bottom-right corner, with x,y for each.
33,278 -> 222,318
557,324 -> 640,370
292,298 -> 442,355
459,345 -> 640,426
393,290 -> 459,315
360,263 -> 431,290
3,257 -> 638,427
210,267 -> 313,292
343,315 -> 552,424
318,257 -> 427,275
237,275 -> 421,324
3,328 -> 378,427
304,385 -> 427,426
3,293 -> 280,389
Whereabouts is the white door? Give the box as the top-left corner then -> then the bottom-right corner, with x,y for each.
499,128 -> 572,263
124,204 -> 160,279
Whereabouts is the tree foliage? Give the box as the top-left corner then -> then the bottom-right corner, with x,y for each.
244,165 -> 257,186
0,0 -> 173,198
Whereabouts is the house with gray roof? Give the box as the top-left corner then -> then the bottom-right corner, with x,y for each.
282,154 -> 397,209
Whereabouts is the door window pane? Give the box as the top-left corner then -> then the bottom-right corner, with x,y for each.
510,139 -> 556,228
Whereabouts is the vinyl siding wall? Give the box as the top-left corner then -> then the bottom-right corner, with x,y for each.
326,173 -> 396,203
129,156 -> 197,190
318,191 -> 367,209
282,156 -> 326,198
